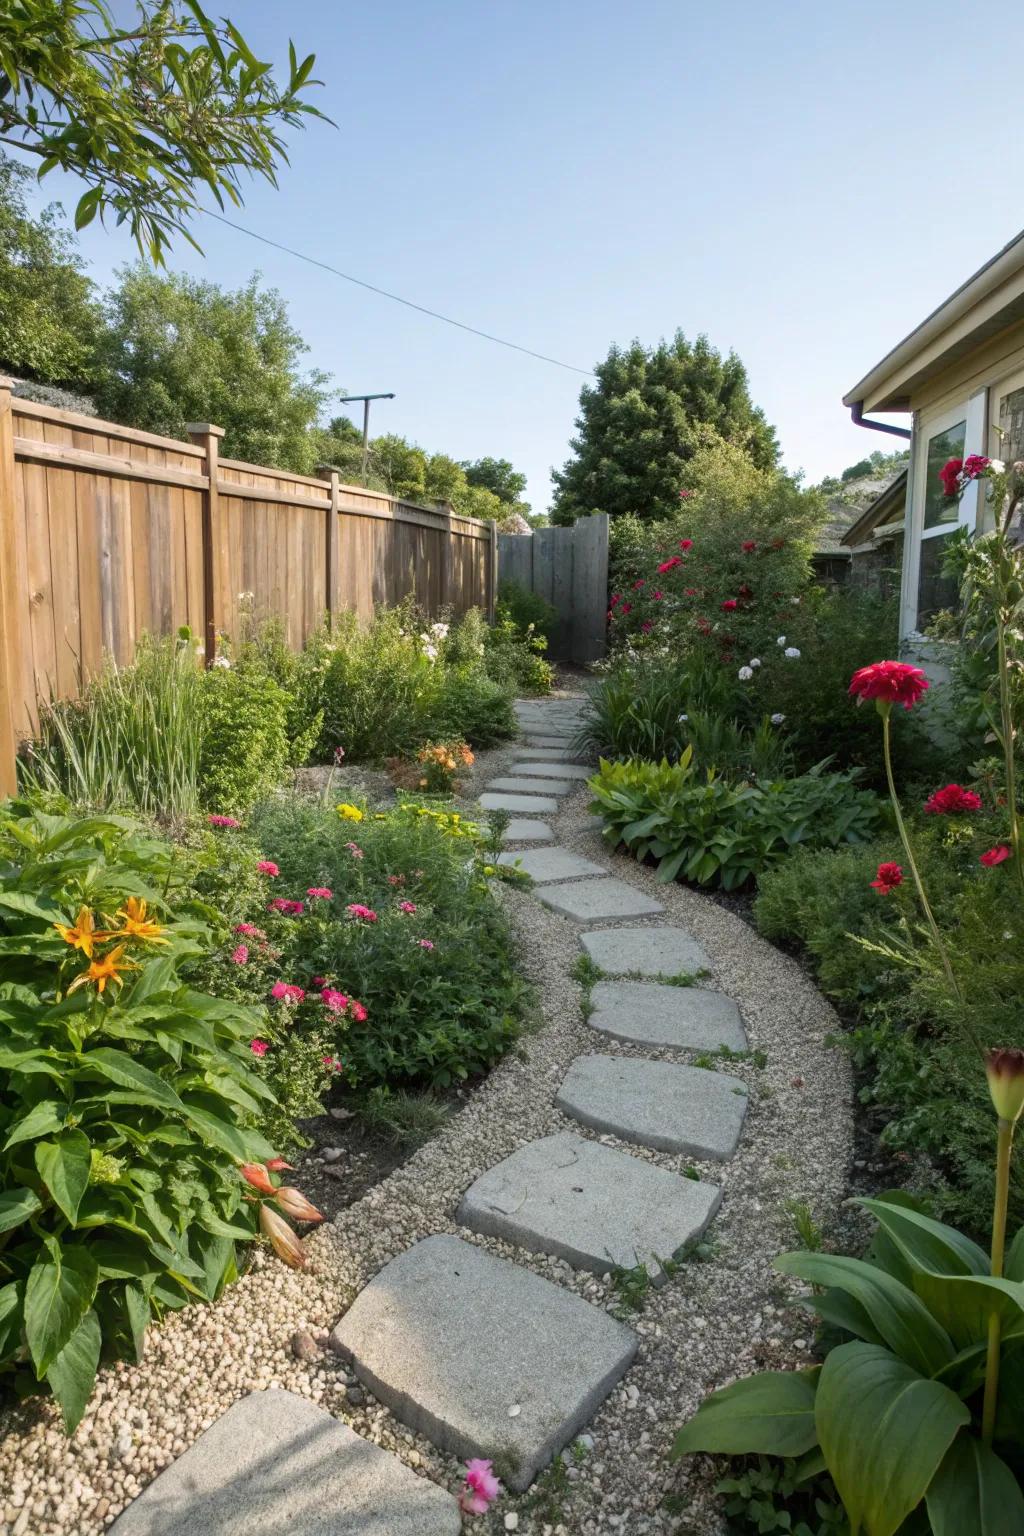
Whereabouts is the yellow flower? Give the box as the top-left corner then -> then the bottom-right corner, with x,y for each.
54,905 -> 101,958
336,803 -> 364,823
110,896 -> 168,945
67,944 -> 138,996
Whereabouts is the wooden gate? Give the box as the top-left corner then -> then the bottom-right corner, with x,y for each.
497,514 -> 608,664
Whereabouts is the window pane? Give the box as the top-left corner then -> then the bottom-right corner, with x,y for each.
996,385 -> 1024,464
917,532 -> 958,628
923,419 -> 966,529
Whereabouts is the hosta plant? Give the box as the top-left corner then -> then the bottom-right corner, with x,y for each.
0,806 -> 312,1432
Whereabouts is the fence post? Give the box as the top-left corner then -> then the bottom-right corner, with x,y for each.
317,464 -> 340,625
487,518 -> 498,624
187,422 -> 225,663
0,378 -> 21,794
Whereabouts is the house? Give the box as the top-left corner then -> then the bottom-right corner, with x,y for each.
812,465 -> 907,586
843,229 -> 1024,664
839,467 -> 907,595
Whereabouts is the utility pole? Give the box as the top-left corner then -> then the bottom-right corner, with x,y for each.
337,393 -> 395,484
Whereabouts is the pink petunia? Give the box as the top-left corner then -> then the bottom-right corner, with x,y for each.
270,981 -> 306,1003
256,861 -> 279,877
306,887 -> 333,899
346,903 -> 378,923
397,900 -> 417,914
230,944 -> 249,966
250,1039 -> 269,1057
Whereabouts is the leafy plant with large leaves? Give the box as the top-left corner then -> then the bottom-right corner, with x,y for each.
673,1192 -> 1024,1534
0,805 -> 281,1431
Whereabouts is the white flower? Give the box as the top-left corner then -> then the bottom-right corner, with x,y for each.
737,666 -> 754,681
431,622 -> 450,639
990,459 -> 1006,474
770,712 -> 786,725
784,646 -> 801,659
677,713 -> 688,723
776,635 -> 786,647
423,644 -> 438,661
749,657 -> 761,668
791,596 -> 801,605
212,655 -> 231,669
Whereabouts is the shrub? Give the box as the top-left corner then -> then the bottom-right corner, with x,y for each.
590,753 -> 881,890
0,805 -> 281,1430
232,607 -> 325,766
496,579 -> 557,636
431,666 -> 517,746
198,660 -> 292,815
485,613 -> 554,696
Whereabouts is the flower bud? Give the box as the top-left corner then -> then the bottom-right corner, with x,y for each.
259,1202 -> 308,1268
274,1186 -> 324,1224
239,1162 -> 275,1195
986,1047 -> 1024,1124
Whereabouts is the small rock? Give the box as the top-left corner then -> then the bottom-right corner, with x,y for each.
322,1147 -> 343,1162
507,1404 -> 521,1418
505,1515 -> 520,1531
329,1107 -> 355,1121
347,1386 -> 365,1407
290,1330 -> 319,1363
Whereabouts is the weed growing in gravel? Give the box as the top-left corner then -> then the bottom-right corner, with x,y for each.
572,953 -> 603,987
523,1439 -> 591,1523
783,1198 -> 824,1252
356,1087 -> 450,1147
611,1255 -> 683,1315
693,1044 -> 767,1070
683,1164 -> 701,1180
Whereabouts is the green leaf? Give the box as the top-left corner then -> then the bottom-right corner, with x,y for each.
123,1284 -> 150,1364
0,1281 -> 22,1361
3,1099 -> 67,1149
672,1368 -> 821,1459
856,1197 -> 989,1277
775,1251 -> 955,1377
45,1307 -> 101,1433
926,1433 -> 1024,1535
35,1130 -> 91,1224
24,1245 -> 99,1376
1005,1227 -> 1024,1283
815,1342 -> 969,1536
178,1099 -> 274,1162
0,1185 -> 43,1234
911,1272 -> 1024,1351
82,1048 -> 185,1112
0,890 -> 66,921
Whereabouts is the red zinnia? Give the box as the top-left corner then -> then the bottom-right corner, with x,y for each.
923,784 -> 983,815
657,556 -> 682,574
679,538 -> 693,550
980,845 -> 1011,868
721,598 -> 738,612
849,660 -> 929,710
742,540 -> 757,552
938,457 -> 963,497
963,454 -> 991,480
870,862 -> 904,895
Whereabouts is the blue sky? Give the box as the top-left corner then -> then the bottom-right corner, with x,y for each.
26,0 -> 1024,511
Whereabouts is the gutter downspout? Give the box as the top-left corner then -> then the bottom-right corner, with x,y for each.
850,400 -> 912,439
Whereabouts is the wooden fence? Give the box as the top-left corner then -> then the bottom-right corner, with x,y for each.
498,514 -> 608,664
0,380 -> 497,795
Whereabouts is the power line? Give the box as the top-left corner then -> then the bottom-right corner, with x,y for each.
203,210 -> 594,377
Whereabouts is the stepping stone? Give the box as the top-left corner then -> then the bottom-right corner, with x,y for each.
501,819 -> 555,843
516,747 -> 592,763
510,761 -> 592,780
107,1389 -> 461,1535
539,877 -> 663,921
487,776 -> 573,796
497,847 -> 607,883
555,1055 -> 748,1159
522,735 -> 580,749
480,792 -> 560,814
457,1131 -> 720,1282
329,1235 -> 637,1492
581,926 -> 711,977
589,980 -> 747,1052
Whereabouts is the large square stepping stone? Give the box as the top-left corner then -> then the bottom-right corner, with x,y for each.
555,1055 -> 748,1159
497,847 -> 607,883
522,735 -> 580,749
329,1235 -> 637,1491
581,926 -> 710,977
539,878 -> 663,921
108,1389 -> 460,1535
516,747 -> 592,764
501,819 -> 555,843
487,776 -> 573,796
589,980 -> 747,1051
481,792 -> 560,814
510,761 -> 592,780
457,1132 -> 720,1281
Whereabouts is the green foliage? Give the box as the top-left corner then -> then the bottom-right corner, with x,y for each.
590,753 -> 880,890
712,1455 -> 847,1536
673,1194 -> 1024,1535
551,336 -> 780,524
0,154 -> 98,384
0,805 -> 278,1430
198,662 -> 292,817
462,456 -> 530,514
355,1087 -> 449,1148
0,1 -> 325,262
93,267 -> 329,472
497,579 -> 557,636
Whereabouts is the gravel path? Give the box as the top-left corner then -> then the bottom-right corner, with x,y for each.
0,695 -> 855,1536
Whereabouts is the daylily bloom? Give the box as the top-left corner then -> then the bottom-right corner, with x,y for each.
256,860 -> 279,877
67,943 -> 137,994
986,1048 -> 1024,1123
266,1158 -> 293,1172
112,896 -> 169,945
870,862 -> 904,895
849,660 -> 929,711
274,1187 -> 324,1223
240,1162 -> 276,1193
980,845 -> 1011,868
54,905 -> 101,958
259,1203 -> 307,1268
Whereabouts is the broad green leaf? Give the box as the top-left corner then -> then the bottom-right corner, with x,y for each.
812,1286 -> 886,1348
178,1099 -> 275,1162
35,1130 -> 91,1224
45,1307 -> 101,1433
911,1272 -> 1024,1351
775,1251 -> 954,1376
0,889 -> 66,921
125,956 -> 176,1005
3,1099 -> 67,1149
926,1433 -> 1024,1535
123,1283 -> 150,1363
0,1281 -> 22,1360
1005,1227 -> 1024,1283
81,1048 -> 184,1112
24,1245 -> 99,1376
857,1197 -> 989,1277
816,1342 -> 969,1536
672,1368 -> 820,1459
0,1185 -> 42,1233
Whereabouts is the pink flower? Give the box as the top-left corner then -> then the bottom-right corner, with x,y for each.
849,660 -> 929,711
235,922 -> 265,938
387,874 -> 406,886
679,537 -> 693,549
652,589 -> 664,600
398,900 -> 417,914
721,598 -> 738,612
923,784 -> 983,815
657,556 -> 682,574
249,1039 -> 270,1058
963,454 -> 991,480
632,578 -> 645,590
311,976 -> 327,988
349,1000 -> 368,1023
459,1459 -> 501,1515
416,938 -> 434,950
684,588 -> 698,596
208,813 -> 241,828
306,887 -> 333,899
980,845 -> 1011,868
322,1055 -> 344,1072
333,745 -> 346,764
321,987 -> 350,1014
640,620 -> 653,633
346,903 -> 378,923
870,862 -> 903,895
345,842 -> 364,859
256,861 -> 279,877
742,540 -> 757,552
240,1161 -> 275,1192
268,898 -> 305,916
230,943 -> 249,966
266,1158 -> 293,1172
678,490 -> 694,501
270,981 -> 306,1003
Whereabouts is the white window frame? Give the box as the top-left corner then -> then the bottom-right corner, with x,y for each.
900,389 -> 986,640
988,364 -> 1024,473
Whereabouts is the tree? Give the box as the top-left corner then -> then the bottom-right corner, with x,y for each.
0,152 -> 100,384
463,456 -> 528,508
550,331 -> 779,525
93,265 -> 329,472
0,1 -> 326,261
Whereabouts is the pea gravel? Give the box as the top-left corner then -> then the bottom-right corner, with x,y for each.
0,696 -> 855,1536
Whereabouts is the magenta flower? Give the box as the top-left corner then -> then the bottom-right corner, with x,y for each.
345,841 -> 364,859
397,900 -> 417,914
350,1000 -> 368,1023
321,987 -> 350,1014
234,922 -> 265,939
270,982 -> 306,1004
321,1055 -> 343,1072
256,860 -> 279,877
306,887 -> 333,899
416,938 -> 434,950
230,943 -> 249,966
346,903 -> 378,923
250,1039 -> 269,1057
268,898 -> 305,916
208,813 -> 241,828
459,1458 -> 501,1515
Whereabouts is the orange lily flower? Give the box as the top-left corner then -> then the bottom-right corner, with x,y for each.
240,1162 -> 276,1195
110,896 -> 168,945
54,905 -> 101,958
67,943 -> 138,995
259,1203 -> 307,1268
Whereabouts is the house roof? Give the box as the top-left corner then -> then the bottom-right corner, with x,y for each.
843,229 -> 1024,413
840,468 -> 908,548
814,467 -> 905,556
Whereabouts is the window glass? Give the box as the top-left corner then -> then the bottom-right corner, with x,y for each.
917,532 -> 958,628
923,419 -> 966,529
996,385 -> 1024,464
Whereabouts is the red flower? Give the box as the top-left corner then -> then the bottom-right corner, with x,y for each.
641,619 -> 653,633
721,598 -> 738,612
679,537 -> 693,549
678,490 -> 694,501
849,660 -> 929,710
684,588 -> 698,596
657,556 -> 682,574
742,540 -> 757,552
870,862 -> 904,895
938,457 -> 963,497
923,784 -> 983,815
963,454 -> 991,480
980,845 -> 1011,868
632,578 -> 645,589
652,589 -> 664,600
610,593 -> 622,606
695,616 -> 711,634
620,601 -> 631,615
